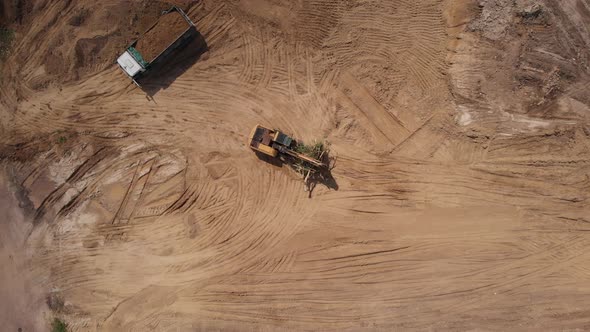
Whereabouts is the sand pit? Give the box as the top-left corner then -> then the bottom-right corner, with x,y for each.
1,0 -> 590,330
134,9 -> 191,63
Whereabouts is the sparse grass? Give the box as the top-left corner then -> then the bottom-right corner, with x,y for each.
57,136 -> 67,144
518,6 -> 542,19
46,293 -> 66,311
0,26 -> 15,59
517,4 -> 546,24
51,318 -> 68,332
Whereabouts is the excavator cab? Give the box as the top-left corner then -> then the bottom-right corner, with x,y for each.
274,131 -> 292,147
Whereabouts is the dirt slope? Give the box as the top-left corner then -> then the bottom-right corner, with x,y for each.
1,0 -> 590,330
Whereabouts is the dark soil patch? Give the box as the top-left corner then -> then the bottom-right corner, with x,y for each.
68,8 -> 90,26
74,35 -> 109,69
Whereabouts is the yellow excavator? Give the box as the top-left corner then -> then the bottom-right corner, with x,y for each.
248,124 -> 326,169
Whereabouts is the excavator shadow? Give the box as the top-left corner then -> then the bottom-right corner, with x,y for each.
304,152 -> 338,198
254,150 -> 338,198
254,151 -> 284,168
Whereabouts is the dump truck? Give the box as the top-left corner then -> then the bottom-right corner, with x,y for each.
248,124 -> 326,169
117,6 -> 196,85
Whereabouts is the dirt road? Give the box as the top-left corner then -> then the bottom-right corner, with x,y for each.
1,0 -> 589,330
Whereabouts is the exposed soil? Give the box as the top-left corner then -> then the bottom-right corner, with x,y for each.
451,0 -> 590,133
135,10 -> 191,63
1,0 -> 590,331
0,171 -> 47,332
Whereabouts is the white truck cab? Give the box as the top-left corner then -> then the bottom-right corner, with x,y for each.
117,51 -> 144,79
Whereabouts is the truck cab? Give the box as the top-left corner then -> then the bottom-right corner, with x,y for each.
117,50 -> 145,82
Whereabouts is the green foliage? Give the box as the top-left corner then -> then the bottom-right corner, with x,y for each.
51,318 -> 68,332
57,136 -> 67,144
294,141 -> 326,160
291,140 -> 329,176
0,26 -> 15,59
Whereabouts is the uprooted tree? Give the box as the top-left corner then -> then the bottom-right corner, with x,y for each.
286,139 -> 337,194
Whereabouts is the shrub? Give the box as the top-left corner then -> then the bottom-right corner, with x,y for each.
0,26 -> 15,59
51,318 -> 68,332
294,141 -> 326,160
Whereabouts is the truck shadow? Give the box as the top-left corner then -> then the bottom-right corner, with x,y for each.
136,31 -> 208,97
254,150 -> 339,198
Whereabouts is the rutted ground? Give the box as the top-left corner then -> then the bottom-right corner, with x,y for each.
1,0 -> 590,330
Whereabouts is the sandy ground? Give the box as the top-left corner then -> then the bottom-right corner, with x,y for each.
1,0 -> 590,330
0,171 -> 49,332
